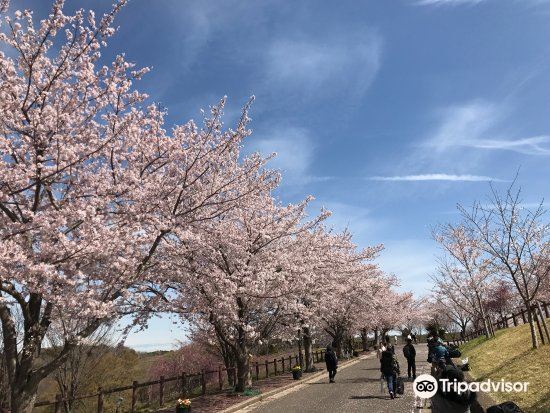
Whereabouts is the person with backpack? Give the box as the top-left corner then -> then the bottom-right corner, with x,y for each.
402,338 -> 416,379
432,365 -> 477,413
380,347 -> 400,399
324,345 -> 338,383
384,335 -> 395,354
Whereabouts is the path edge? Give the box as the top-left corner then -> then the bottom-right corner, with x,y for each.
219,353 -> 373,413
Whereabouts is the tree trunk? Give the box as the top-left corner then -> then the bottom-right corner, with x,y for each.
374,329 -> 379,346
533,308 -> 546,345
234,352 -> 251,392
332,328 -> 344,358
297,330 -> 304,369
526,304 -> 539,349
536,302 -> 550,344
11,385 -> 39,413
302,327 -> 314,372
360,328 -> 368,351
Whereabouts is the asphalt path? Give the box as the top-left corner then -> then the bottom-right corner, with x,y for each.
243,344 -> 431,413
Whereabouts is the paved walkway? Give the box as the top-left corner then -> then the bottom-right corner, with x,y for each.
241,344 -> 431,413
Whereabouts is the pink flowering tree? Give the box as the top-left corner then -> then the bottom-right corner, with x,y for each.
432,224 -> 495,338
0,1 -> 274,410
458,185 -> 550,348
167,193 -> 328,391
317,241 -> 385,357
287,229 -> 382,368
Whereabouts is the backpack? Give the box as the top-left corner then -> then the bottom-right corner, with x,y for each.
392,357 -> 400,374
486,402 -> 524,413
448,347 -> 461,358
396,376 -> 405,395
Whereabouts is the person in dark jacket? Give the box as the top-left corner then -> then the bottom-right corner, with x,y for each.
324,345 -> 338,383
431,365 -> 477,413
380,348 -> 400,399
402,338 -> 416,379
384,335 -> 395,354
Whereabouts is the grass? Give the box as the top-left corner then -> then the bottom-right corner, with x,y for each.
459,319 -> 550,413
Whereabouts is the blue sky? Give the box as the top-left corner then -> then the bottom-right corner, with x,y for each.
18,0 -> 550,350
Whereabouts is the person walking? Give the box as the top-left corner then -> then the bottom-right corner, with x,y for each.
384,335 -> 395,354
324,345 -> 338,383
380,347 -> 400,399
402,338 -> 416,379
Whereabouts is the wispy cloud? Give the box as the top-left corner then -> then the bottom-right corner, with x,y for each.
416,0 -> 484,5
265,31 -> 382,98
368,174 -> 504,182
424,101 -> 550,155
247,127 -> 332,187
467,136 -> 550,155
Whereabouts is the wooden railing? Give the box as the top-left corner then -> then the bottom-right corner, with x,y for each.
446,301 -> 549,347
34,348 -> 333,412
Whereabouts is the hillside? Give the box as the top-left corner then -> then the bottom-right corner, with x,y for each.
460,320 -> 550,413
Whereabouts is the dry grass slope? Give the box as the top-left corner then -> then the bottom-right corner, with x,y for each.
460,319 -> 550,413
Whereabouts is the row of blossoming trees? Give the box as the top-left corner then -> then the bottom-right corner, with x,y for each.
0,2 -> 425,411
429,184 -> 550,350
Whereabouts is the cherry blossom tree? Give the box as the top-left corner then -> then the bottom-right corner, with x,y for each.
168,193 -> 329,391
430,294 -> 471,340
0,1 -> 274,410
458,185 -> 550,348
432,224 -> 495,338
318,242 -> 386,357
288,228 -> 382,368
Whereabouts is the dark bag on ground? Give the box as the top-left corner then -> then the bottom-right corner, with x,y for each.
396,377 -> 405,395
487,401 -> 524,413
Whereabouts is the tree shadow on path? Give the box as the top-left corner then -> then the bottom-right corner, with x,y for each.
350,395 -> 390,401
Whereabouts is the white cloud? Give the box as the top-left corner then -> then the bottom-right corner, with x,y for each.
468,136 -> 550,155
320,201 -> 385,238
368,174 -> 503,182
265,31 -> 382,98
423,101 -> 550,155
378,239 -> 438,295
248,127 -> 331,187
416,0 -> 484,5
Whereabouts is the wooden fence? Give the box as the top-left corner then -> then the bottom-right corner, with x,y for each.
445,301 -> 549,347
34,348 -> 331,412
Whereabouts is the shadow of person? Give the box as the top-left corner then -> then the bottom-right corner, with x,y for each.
350,395 -> 391,400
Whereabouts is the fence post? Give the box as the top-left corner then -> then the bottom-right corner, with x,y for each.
97,387 -> 104,413
131,380 -> 138,413
54,394 -> 62,413
219,365 -> 223,390
281,357 -> 285,373
159,375 -> 165,407
201,369 -> 207,395
265,360 -> 269,378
